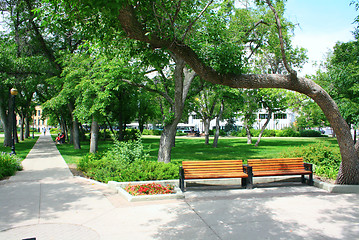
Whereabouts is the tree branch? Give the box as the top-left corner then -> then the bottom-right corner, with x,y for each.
265,0 -> 296,77
120,79 -> 174,106
181,0 -> 214,41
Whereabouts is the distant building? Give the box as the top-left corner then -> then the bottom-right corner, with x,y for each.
187,109 -> 297,133
31,105 -> 49,130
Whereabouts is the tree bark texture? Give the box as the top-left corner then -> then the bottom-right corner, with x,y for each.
213,100 -> 224,148
157,56 -> 196,162
255,110 -> 272,147
204,118 -> 210,145
0,100 -> 12,147
90,117 -> 99,153
117,4 -> 359,184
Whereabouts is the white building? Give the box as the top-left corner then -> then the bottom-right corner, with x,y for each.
187,109 -> 297,133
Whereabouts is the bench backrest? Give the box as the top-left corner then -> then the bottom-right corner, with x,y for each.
182,160 -> 244,176
247,157 -> 305,172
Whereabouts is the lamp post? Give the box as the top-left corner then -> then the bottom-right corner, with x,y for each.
10,88 -> 18,155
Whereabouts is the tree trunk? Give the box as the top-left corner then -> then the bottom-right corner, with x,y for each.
157,55 -> 196,162
158,123 -> 178,163
72,118 -> 81,149
213,101 -> 224,148
25,117 -> 30,138
204,118 -> 210,145
255,110 -> 272,147
245,124 -> 252,144
90,117 -> 99,153
20,115 -> 24,141
0,104 -> 12,147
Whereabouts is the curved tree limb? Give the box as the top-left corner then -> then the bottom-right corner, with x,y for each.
117,3 -> 359,184
265,0 -> 296,77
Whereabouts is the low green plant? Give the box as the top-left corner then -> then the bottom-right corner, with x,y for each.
280,141 -> 341,179
276,127 -> 300,137
78,138 -> 179,183
142,129 -> 163,136
299,129 -> 323,137
0,152 -> 22,179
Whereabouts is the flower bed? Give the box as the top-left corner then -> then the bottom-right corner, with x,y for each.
125,183 -> 175,196
108,180 -> 184,202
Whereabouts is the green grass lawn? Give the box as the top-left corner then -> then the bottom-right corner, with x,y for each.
0,136 -> 39,160
53,135 -> 339,165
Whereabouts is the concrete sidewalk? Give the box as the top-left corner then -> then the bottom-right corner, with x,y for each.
0,135 -> 359,240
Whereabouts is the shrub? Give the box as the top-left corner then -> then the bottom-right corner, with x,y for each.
141,129 -> 162,136
299,129 -> 323,137
280,142 -> 341,179
78,138 -> 179,183
276,127 -> 300,137
50,128 -> 61,134
0,152 -> 22,179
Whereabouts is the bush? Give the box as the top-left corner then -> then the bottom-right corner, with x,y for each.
276,127 -> 300,137
50,128 -> 61,134
0,152 -> 22,179
280,142 -> 341,179
299,130 -> 323,137
142,129 -> 162,136
212,129 -> 227,137
78,138 -> 179,183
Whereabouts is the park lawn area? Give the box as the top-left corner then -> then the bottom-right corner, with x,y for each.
55,135 -> 339,165
0,136 -> 39,160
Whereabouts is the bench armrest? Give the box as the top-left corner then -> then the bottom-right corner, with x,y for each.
303,162 -> 313,172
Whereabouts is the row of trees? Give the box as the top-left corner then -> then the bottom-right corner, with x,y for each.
0,0 -> 358,184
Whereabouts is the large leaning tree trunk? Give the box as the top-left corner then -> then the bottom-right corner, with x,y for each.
117,4 -> 359,184
158,56 -> 196,163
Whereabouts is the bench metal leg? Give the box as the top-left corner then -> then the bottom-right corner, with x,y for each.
241,178 -> 247,187
308,173 -> 314,186
179,167 -> 185,192
246,166 -> 253,189
301,175 -> 306,184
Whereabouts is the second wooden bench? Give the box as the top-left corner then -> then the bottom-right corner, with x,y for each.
247,157 -> 313,185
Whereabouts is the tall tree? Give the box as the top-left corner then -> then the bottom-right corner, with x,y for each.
53,0 -> 359,184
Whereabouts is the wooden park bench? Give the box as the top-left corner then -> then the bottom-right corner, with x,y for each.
247,157 -> 313,186
179,160 -> 253,191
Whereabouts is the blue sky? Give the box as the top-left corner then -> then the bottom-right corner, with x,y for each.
285,0 -> 358,76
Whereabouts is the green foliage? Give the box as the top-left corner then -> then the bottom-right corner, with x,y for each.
299,130 -> 323,137
276,127 -> 300,137
0,153 -> 22,179
229,127 -> 322,138
142,129 -> 163,136
78,138 -> 178,182
280,142 -> 341,180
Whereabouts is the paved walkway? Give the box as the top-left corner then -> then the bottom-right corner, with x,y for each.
0,135 -> 359,240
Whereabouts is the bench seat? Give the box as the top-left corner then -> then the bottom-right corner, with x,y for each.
247,157 -> 313,185
179,160 -> 253,191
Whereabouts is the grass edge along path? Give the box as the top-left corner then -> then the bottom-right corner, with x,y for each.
0,136 -> 39,160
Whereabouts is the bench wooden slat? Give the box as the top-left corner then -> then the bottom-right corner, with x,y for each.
247,157 -> 313,185
179,160 -> 252,191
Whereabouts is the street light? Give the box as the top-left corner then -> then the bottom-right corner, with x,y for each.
10,88 -> 18,155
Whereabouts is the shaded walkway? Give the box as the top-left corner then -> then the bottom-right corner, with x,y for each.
0,135 -> 358,239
